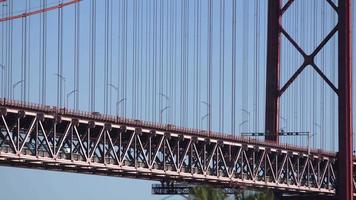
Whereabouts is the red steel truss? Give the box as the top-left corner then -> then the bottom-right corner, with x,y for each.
265,0 -> 353,199
0,99 -> 355,197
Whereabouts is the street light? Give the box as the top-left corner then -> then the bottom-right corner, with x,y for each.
201,101 -> 210,108
201,113 -> 209,130
66,89 -> 78,108
201,101 -> 211,130
313,122 -> 322,151
116,98 -> 127,116
54,73 -> 66,107
158,93 -> 169,101
241,109 -> 251,132
239,120 -> 249,134
108,83 -> 119,114
280,116 -> 287,131
12,80 -> 24,99
159,93 -> 170,123
159,106 -> 170,124
108,83 -> 119,99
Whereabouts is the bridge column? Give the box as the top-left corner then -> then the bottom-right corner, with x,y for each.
265,0 -> 281,142
337,0 -> 353,200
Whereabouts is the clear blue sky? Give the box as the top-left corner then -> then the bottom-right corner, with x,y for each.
0,0 -> 355,199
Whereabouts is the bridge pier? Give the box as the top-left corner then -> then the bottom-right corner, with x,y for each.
337,0 -> 353,200
265,0 -> 281,142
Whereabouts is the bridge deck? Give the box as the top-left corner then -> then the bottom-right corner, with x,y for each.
0,98 -> 353,196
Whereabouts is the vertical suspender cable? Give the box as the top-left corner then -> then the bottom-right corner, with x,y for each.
299,1 -> 304,146
320,2 -> 325,150
242,0 -> 249,133
145,0 -> 149,120
57,0 -> 64,107
132,0 -> 137,118
168,0 -> 173,124
109,0 -> 113,114
179,0 -> 185,126
231,0 -> 236,135
27,0 -> 31,102
193,0 -> 197,128
104,0 -> 109,114
312,0 -> 317,148
4,3 -> 8,98
164,0 -> 169,123
8,0 -> 12,99
21,1 -> 28,101
41,0 -> 47,105
117,0 -> 121,116
1,4 -> 3,97
119,0 -> 124,117
124,0 -> 127,117
331,9 -> 336,151
158,0 -> 163,123
57,0 -> 60,106
138,0 -> 143,119
219,0 -> 225,133
254,0 -> 260,134
207,0 -> 212,135
74,0 -> 80,109
197,0 -> 201,129
173,0 -> 178,125
153,0 -> 157,121
186,0 -> 189,126
185,0 -> 189,127
89,0 -> 96,112
184,0 -> 187,126
147,0 -> 152,120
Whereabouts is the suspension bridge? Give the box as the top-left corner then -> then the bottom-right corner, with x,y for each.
0,0 -> 353,199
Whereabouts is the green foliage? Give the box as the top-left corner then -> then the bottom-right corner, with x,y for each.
190,185 -> 227,200
240,190 -> 274,200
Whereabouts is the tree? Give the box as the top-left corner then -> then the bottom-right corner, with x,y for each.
190,185 -> 227,200
240,190 -> 274,200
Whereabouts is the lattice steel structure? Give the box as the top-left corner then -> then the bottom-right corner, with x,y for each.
0,99 -> 355,197
265,0 -> 353,199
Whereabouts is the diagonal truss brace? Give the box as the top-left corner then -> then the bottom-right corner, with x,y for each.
278,0 -> 339,97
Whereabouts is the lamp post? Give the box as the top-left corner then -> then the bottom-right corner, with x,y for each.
158,93 -> 169,101
54,73 -> 66,107
280,116 -> 287,131
116,98 -> 127,116
159,93 -> 170,123
12,80 -> 24,99
66,89 -> 78,108
159,106 -> 170,124
313,122 -> 322,150
241,109 -> 251,132
108,83 -> 119,114
239,120 -> 249,135
200,113 -> 209,130
201,101 -> 211,131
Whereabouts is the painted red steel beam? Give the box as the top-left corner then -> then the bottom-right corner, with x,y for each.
337,0 -> 353,200
0,0 -> 80,23
265,0 -> 281,142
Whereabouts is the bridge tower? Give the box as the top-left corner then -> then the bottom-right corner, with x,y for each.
265,0 -> 353,199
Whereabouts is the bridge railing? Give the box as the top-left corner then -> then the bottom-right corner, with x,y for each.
0,97 -> 336,157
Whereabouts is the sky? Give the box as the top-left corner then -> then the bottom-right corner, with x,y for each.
0,0 -> 355,199
0,166 -> 178,200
